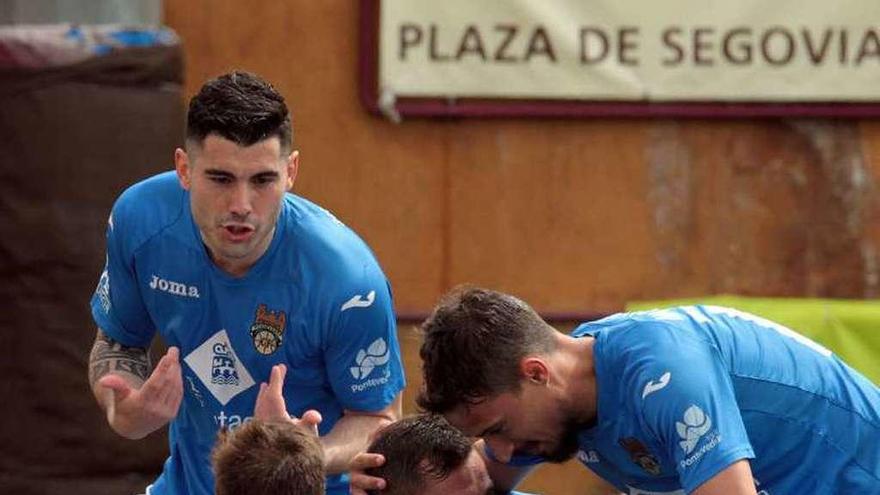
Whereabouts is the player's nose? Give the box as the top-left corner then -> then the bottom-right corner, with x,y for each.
484,436 -> 515,463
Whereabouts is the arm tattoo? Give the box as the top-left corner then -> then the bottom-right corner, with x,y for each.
88,329 -> 151,386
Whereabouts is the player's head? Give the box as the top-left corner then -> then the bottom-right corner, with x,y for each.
212,419 -> 324,495
185,70 -> 292,155
417,286 -> 582,464
417,286 -> 557,413
174,71 -> 298,275
365,415 -> 492,495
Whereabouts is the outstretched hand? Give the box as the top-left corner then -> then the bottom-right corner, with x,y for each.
349,451 -> 388,495
98,346 -> 183,439
254,363 -> 322,435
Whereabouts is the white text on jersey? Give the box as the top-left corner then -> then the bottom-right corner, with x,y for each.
149,274 -> 201,298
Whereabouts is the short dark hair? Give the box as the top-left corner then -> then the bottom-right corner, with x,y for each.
365,415 -> 472,495
417,286 -> 556,413
212,419 -> 324,495
186,71 -> 292,152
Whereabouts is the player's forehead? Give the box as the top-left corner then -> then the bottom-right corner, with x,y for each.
423,449 -> 491,495
191,134 -> 285,172
446,395 -> 511,436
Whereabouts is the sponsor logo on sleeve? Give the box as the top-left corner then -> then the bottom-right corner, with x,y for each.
676,405 -> 712,454
676,405 -> 720,468
249,304 -> 286,355
350,338 -> 389,379
349,337 -> 392,393
341,290 -> 376,311
184,330 -> 255,406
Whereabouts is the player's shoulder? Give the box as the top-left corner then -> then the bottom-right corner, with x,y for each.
577,307 -> 697,349
586,308 -> 714,387
281,194 -> 384,279
114,171 -> 184,219
111,171 -> 187,250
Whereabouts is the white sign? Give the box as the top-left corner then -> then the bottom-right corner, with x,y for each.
378,0 -> 880,102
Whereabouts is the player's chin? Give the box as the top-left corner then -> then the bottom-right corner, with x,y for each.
542,439 -> 580,464
215,242 -> 257,261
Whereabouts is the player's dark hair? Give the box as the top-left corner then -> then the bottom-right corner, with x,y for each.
365,415 -> 472,495
416,286 -> 557,413
186,71 -> 291,153
212,419 -> 324,495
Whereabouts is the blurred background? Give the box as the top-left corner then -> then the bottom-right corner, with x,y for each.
2,1 -> 878,494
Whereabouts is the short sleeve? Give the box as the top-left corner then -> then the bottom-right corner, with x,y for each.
324,277 -> 405,412
89,199 -> 156,347
633,326 -> 755,492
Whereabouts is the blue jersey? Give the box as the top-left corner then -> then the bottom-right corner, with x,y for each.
91,172 -> 406,495
564,305 -> 880,494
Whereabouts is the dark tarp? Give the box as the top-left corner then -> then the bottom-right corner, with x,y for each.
0,43 -> 183,494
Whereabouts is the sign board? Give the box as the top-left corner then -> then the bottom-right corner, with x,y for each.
360,0 -> 880,118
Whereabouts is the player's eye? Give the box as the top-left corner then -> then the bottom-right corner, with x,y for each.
207,174 -> 232,184
252,175 -> 276,186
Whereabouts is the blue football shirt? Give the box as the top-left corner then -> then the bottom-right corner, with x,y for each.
91,172 -> 406,495
566,305 -> 880,494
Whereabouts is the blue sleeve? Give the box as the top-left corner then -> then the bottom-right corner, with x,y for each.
632,324 -> 754,492
324,274 -> 405,412
89,197 -> 156,347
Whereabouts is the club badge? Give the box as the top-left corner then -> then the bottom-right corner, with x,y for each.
250,304 -> 286,355
619,437 -> 662,476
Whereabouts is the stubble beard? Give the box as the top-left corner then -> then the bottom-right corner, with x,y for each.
542,416 -> 589,464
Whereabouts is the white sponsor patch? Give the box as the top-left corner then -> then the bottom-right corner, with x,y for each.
184,330 -> 255,406
350,337 -> 390,380
676,405 -> 712,454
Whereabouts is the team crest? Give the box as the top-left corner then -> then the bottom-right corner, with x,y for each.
619,437 -> 662,476
250,304 -> 287,355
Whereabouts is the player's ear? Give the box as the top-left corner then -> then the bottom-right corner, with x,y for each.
285,150 -> 299,191
520,357 -> 549,386
175,147 -> 192,190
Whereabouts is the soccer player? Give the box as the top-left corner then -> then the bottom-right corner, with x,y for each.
87,71 -> 404,495
212,419 -> 324,495
252,366 -> 533,495
413,286 -> 880,494
365,414 -> 537,495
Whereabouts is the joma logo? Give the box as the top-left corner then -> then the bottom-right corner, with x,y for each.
149,275 -> 200,298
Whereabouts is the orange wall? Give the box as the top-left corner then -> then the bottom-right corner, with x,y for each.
164,2 -> 880,493
164,1 -> 880,317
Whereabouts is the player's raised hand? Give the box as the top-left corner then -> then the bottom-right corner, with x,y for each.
254,363 -> 291,422
349,452 -> 387,495
98,346 -> 183,439
254,363 -> 323,435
